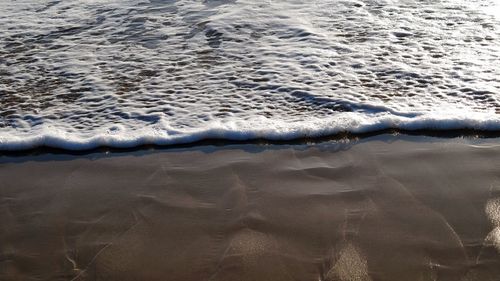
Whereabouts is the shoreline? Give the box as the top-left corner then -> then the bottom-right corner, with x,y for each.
2,128 -> 500,157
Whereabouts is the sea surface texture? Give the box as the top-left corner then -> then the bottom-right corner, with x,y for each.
1,0 -> 500,150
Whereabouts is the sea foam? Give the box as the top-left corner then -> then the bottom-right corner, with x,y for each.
1,111 -> 500,151
1,0 -> 500,150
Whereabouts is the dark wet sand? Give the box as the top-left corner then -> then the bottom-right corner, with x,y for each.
1,135 -> 500,281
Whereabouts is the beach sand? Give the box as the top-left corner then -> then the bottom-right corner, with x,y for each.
1,135 -> 500,280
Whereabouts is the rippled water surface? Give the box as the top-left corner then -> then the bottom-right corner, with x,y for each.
1,0 -> 500,149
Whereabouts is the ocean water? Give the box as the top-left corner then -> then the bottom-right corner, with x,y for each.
1,0 -> 500,150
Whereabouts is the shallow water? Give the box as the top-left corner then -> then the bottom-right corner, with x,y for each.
1,0 -> 500,150
1,136 -> 500,280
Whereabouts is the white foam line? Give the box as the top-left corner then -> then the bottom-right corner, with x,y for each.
1,112 -> 499,151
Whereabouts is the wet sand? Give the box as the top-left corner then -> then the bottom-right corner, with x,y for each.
1,135 -> 500,281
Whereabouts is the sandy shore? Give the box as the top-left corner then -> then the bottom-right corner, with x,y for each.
1,135 -> 500,281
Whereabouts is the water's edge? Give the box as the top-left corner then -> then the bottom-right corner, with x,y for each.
1,128 -> 500,157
